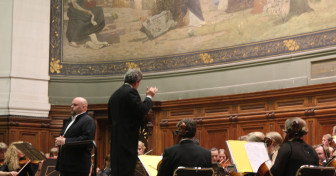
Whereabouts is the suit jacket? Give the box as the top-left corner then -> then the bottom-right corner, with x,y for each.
56,112 -> 96,174
157,140 -> 212,176
108,84 -> 153,176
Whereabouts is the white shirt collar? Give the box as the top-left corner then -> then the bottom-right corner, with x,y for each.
72,111 -> 85,121
124,83 -> 133,88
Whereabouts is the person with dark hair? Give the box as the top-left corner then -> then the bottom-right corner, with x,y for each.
157,118 -> 212,176
270,117 -> 319,176
108,69 -> 158,176
210,147 -> 219,163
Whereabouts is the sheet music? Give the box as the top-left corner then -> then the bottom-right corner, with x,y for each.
138,155 -> 162,176
244,142 -> 270,172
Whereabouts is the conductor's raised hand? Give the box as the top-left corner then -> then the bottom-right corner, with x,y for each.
146,86 -> 158,98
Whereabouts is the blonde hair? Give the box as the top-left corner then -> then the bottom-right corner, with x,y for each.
138,141 -> 146,151
0,142 -> 7,152
266,131 -> 283,151
49,147 -> 58,157
247,132 -> 265,142
4,141 -> 24,171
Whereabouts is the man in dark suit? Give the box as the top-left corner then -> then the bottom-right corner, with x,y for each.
157,118 -> 212,176
55,97 -> 96,176
108,69 -> 158,176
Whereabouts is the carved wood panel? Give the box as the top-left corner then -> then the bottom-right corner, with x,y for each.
3,82 -> 336,168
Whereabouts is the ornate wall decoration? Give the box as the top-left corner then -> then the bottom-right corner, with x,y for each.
49,0 -> 336,76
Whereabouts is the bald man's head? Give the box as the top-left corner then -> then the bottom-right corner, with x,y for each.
71,97 -> 88,115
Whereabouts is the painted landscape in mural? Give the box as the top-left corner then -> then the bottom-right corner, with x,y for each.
62,0 -> 336,63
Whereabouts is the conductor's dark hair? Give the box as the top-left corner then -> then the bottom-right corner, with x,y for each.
177,118 -> 197,138
124,69 -> 143,84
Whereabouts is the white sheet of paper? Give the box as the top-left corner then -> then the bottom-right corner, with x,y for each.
244,142 -> 270,172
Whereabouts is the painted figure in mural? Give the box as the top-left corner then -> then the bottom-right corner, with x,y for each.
153,0 -> 205,27
66,0 -> 109,49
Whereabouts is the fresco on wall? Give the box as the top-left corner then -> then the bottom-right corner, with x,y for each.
49,0 -> 336,76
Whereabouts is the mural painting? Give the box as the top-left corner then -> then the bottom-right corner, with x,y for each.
50,0 -> 336,76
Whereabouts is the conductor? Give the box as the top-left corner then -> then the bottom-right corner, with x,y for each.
108,69 -> 158,176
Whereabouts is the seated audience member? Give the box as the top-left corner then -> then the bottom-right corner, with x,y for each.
0,143 -> 7,166
210,147 -> 219,163
265,131 -> 283,165
247,131 -> 265,142
157,118 -> 212,176
270,117 -> 319,176
48,147 -> 58,159
314,144 -> 330,166
98,154 -> 111,176
138,141 -> 146,155
0,141 -> 35,176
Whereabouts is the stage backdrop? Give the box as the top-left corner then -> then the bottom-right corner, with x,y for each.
49,0 -> 336,76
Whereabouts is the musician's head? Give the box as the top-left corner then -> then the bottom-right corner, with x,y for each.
284,117 -> 308,138
266,131 -> 283,150
322,134 -> 333,147
177,118 -> 197,139
49,147 -> 59,159
5,141 -> 25,171
210,147 -> 219,163
314,144 -> 329,164
138,140 -> 146,155
218,148 -> 227,161
247,131 -> 265,142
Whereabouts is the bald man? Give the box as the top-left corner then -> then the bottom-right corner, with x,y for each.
55,97 -> 96,176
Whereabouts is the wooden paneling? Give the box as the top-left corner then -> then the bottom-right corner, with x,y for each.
3,82 -> 336,168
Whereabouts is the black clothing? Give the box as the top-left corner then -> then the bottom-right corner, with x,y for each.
56,112 -> 96,175
66,0 -> 105,42
108,84 -> 153,176
157,139 -> 212,176
270,138 -> 319,176
99,167 -> 111,176
0,162 -> 34,176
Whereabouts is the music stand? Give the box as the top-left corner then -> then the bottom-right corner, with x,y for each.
295,165 -> 335,176
39,159 -> 60,176
13,142 -> 47,162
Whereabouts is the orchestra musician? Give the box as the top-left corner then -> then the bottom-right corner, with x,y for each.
270,117 -> 319,176
0,142 -> 7,166
210,147 -> 219,163
265,131 -> 283,165
0,141 -> 32,176
157,118 -> 212,176
313,144 -> 330,166
218,148 -> 232,168
137,141 -> 146,155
